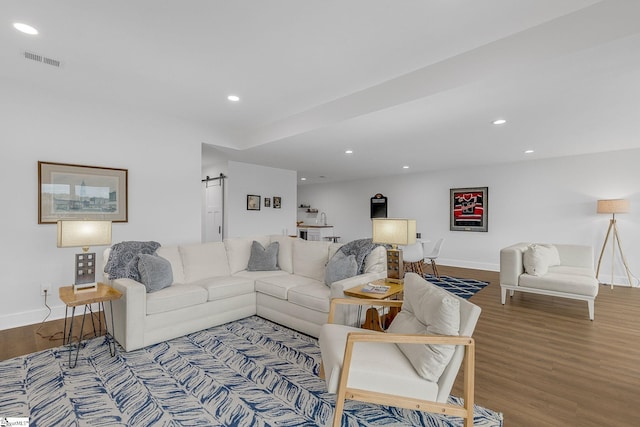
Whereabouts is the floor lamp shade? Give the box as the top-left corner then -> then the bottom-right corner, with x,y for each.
372,218 -> 416,283
597,199 -> 629,214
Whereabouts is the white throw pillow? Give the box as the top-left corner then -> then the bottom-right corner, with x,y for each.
523,244 -> 559,276
387,273 -> 460,382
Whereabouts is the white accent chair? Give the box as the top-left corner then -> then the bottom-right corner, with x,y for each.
319,273 -> 481,427
424,238 -> 445,277
500,243 -> 599,320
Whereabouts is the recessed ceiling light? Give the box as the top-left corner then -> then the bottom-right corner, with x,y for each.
492,119 -> 507,125
402,165 -> 410,169
13,22 -> 38,35
300,177 -> 307,181
524,149 -> 534,154
227,95 -> 240,102
345,150 -> 353,154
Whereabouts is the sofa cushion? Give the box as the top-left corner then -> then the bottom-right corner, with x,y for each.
138,254 -> 173,293
224,236 -> 271,274
325,251 -> 358,286
255,274 -> 319,300
364,245 -> 387,274
319,323 -> 439,400
293,239 -> 331,282
269,235 -> 294,274
288,282 -> 331,312
179,242 -> 230,283
387,274 -> 460,382
247,241 -> 280,271
156,246 -> 185,284
191,276 -> 256,301
519,272 -> 599,297
146,284 -> 208,315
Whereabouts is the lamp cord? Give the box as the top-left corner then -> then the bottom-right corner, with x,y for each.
36,290 -> 100,342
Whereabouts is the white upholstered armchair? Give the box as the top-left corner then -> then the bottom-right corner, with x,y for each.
319,273 -> 481,426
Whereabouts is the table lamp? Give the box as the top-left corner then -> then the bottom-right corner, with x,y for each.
595,199 -> 632,288
372,218 -> 416,283
57,220 -> 112,292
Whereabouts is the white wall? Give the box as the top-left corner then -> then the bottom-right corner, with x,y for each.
298,149 -> 640,284
0,82 -> 208,329
226,161 -> 297,237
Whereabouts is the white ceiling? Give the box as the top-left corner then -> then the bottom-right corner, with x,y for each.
3,1 -> 640,184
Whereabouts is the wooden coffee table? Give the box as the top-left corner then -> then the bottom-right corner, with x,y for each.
344,279 -> 403,331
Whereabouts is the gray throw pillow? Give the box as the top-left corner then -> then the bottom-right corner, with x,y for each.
324,251 -> 358,286
247,241 -> 280,271
137,254 -> 173,293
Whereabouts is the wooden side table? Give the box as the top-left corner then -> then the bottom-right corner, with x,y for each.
344,279 -> 403,331
59,283 -> 122,368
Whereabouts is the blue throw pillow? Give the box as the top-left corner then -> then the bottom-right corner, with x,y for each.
325,251 -> 358,286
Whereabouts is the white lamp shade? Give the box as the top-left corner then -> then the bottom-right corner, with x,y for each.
372,218 -> 416,246
57,220 -> 112,249
597,199 -> 630,214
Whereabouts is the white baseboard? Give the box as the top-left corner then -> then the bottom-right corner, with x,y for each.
0,303 -> 67,331
438,258 -> 499,273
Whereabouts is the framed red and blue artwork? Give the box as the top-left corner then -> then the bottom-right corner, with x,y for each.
450,187 -> 488,232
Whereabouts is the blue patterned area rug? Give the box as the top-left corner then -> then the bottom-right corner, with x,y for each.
0,316 -> 502,426
424,274 -> 489,299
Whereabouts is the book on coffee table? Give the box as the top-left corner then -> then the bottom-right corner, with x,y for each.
361,283 -> 391,294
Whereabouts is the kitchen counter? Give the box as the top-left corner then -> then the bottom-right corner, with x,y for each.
297,225 -> 334,241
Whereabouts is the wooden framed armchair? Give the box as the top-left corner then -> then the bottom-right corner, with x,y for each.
319,273 -> 481,427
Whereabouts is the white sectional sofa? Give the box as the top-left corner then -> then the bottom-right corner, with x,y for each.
500,242 -> 599,320
104,235 -> 387,351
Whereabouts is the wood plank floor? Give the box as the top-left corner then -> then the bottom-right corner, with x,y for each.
2,266 -> 639,426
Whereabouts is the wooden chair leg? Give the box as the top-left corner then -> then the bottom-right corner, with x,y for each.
431,259 -> 440,278
333,392 -> 346,427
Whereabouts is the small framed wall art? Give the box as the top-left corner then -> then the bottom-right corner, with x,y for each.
450,187 -> 488,232
247,194 -> 261,211
264,197 -> 271,207
273,196 -> 281,209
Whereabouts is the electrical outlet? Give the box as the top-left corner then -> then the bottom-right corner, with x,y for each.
40,283 -> 51,296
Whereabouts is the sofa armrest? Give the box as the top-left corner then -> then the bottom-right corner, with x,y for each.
108,278 -> 147,352
500,243 -> 529,286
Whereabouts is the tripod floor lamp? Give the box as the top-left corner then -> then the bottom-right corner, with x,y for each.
595,199 -> 632,288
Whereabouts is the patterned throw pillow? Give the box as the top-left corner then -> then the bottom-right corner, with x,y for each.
104,241 -> 161,281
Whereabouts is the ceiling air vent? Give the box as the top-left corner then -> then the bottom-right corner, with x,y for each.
24,51 -> 61,68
